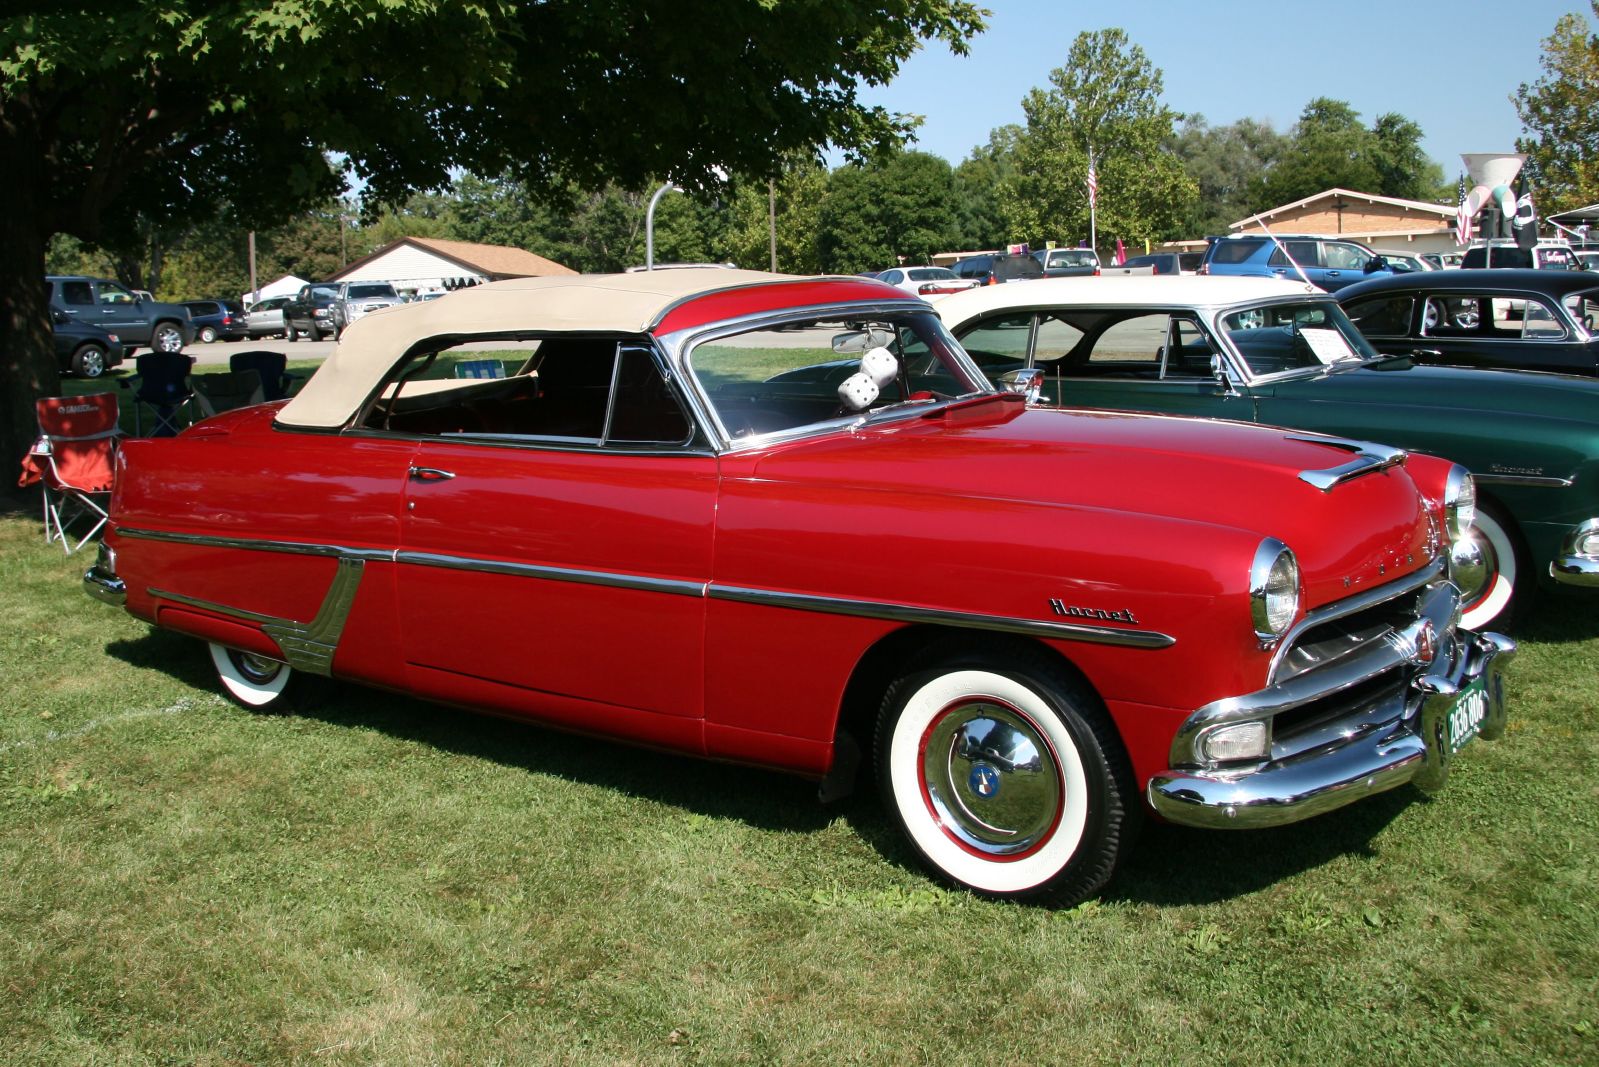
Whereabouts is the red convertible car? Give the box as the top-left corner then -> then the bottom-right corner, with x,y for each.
84,269 -> 1513,905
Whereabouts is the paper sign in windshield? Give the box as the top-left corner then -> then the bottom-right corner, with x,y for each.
1299,327 -> 1357,364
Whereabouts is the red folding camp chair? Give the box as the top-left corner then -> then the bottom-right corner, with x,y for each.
17,393 -> 122,554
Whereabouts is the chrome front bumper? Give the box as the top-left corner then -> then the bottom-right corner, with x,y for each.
1550,519 -> 1599,587
1148,626 -> 1515,831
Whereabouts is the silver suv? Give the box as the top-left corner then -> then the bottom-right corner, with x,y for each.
338,281 -> 403,325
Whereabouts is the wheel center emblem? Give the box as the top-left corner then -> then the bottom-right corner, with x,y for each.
968,763 -> 1001,798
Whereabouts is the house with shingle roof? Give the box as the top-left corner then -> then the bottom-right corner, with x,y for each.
331,236 -> 576,298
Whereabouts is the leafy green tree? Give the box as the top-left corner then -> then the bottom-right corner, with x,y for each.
1000,29 -> 1196,256
1514,2 -> 1599,212
1255,98 -> 1442,208
724,161 -> 830,273
1,0 -> 984,480
1168,115 -> 1287,237
951,126 -> 1020,250
815,150 -> 960,272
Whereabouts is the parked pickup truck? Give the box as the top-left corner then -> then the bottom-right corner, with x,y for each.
46,275 -> 194,355
1033,248 -> 1102,277
284,280 -> 403,342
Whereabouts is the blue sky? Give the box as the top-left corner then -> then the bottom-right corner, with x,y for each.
849,0 -> 1588,179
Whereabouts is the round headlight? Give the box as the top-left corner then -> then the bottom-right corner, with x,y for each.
1444,465 -> 1476,538
1250,538 -> 1300,640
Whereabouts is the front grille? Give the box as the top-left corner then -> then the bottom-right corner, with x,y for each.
1271,565 -> 1440,686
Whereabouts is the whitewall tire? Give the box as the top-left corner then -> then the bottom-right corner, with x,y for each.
1460,503 -> 1522,630
208,642 -> 294,711
875,645 -> 1136,903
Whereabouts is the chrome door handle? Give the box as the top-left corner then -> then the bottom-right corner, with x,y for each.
408,466 -> 456,481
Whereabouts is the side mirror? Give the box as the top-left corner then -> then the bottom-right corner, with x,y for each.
52,308 -> 69,325
1364,256 -> 1387,274
998,367 -> 1044,404
1211,354 -> 1238,395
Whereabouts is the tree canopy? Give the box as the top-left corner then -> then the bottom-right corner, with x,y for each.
1252,98 -> 1444,209
0,0 -> 985,475
1514,1 -> 1599,212
999,29 -> 1196,253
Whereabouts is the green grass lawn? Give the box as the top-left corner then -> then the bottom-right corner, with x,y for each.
2,512 -> 1596,1065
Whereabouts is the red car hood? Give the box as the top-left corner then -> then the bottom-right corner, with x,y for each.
740,400 -> 1440,610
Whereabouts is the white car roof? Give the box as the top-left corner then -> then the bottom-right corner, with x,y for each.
279,269 -> 801,429
935,275 -> 1323,330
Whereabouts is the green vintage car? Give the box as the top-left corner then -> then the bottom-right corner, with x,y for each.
937,276 -> 1599,630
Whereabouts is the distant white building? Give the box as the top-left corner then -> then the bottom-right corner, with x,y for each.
330,237 -> 576,298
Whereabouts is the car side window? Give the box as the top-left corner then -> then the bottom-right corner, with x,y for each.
955,314 -> 1034,383
366,338 -> 693,448
1034,315 -> 1085,361
1323,243 -> 1369,271
1519,299 -> 1567,339
1344,296 -> 1413,337
1269,241 -> 1321,268
1077,313 -> 1214,380
98,282 -> 136,305
1422,297 -> 1481,335
59,281 -> 95,306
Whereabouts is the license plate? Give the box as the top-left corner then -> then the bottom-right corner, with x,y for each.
1446,676 -> 1490,752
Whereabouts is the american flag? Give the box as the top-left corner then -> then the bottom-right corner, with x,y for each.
1086,158 -> 1099,208
1455,174 -> 1473,246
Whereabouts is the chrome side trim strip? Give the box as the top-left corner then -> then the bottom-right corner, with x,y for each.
119,526 -> 396,562
394,550 -> 707,597
149,557 -> 366,676
1474,473 -> 1575,488
117,527 -> 1174,648
708,585 -> 1176,649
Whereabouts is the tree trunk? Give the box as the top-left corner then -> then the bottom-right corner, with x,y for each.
0,131 -> 59,498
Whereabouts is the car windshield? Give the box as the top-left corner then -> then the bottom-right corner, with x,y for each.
347,284 -> 395,299
1220,300 -> 1379,377
688,310 -> 991,440
908,268 -> 958,281
1049,251 -> 1096,266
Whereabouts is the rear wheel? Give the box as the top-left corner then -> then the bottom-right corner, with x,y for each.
875,643 -> 1137,904
198,325 -> 218,344
71,343 -> 107,378
284,323 -> 299,342
1460,501 -> 1525,630
208,642 -> 296,711
308,323 -> 325,342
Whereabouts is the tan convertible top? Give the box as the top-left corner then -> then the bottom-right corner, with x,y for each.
277,268 -> 796,429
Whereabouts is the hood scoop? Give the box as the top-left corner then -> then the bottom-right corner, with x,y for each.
1290,434 -> 1407,492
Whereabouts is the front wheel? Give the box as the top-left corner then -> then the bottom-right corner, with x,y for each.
152,322 -> 185,353
284,323 -> 299,342
875,644 -> 1137,903
71,343 -> 107,378
208,642 -> 296,711
1460,501 -> 1526,630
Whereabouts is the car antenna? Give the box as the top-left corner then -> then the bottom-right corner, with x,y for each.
1247,214 -> 1317,291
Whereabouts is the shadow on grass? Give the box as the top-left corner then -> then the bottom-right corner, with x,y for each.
106,628 -> 1426,908
1513,588 -> 1599,646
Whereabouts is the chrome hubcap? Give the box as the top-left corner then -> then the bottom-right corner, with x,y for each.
921,701 -> 1061,856
231,651 -> 284,684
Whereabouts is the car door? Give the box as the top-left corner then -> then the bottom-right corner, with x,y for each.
1318,242 -> 1380,291
1267,240 -> 1323,285
93,279 -> 150,341
1409,289 -> 1585,373
392,341 -> 718,742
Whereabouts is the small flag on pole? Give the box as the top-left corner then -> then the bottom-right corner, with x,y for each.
1114,238 -> 1126,265
1086,158 -> 1099,209
1454,174 -> 1473,247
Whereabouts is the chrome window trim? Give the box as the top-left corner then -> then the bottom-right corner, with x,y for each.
118,527 -> 1176,651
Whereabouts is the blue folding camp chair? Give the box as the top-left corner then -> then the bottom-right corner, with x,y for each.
119,351 -> 195,436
